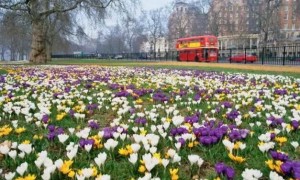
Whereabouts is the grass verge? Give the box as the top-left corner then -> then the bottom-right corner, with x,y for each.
48,59 -> 300,78
0,68 -> 7,75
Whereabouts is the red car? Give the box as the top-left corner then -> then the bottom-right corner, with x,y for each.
229,54 -> 258,63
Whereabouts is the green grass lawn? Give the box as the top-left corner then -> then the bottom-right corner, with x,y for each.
48,58 -> 300,78
0,68 -> 7,74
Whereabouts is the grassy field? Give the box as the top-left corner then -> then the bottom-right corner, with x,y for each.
48,59 -> 300,78
0,68 -> 7,74
1,58 -> 300,77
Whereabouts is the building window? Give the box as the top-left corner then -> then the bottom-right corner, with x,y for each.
284,24 -> 288,29
284,13 -> 288,20
285,6 -> 288,11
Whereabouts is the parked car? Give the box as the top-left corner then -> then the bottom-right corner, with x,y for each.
228,54 -> 258,63
138,55 -> 148,59
114,55 -> 123,59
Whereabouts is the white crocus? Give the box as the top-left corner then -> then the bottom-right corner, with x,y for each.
0,144 -> 10,155
18,152 -> 25,159
96,174 -> 111,180
94,152 -> 107,168
142,153 -> 160,172
188,154 -> 200,165
18,143 -> 32,154
222,139 -> 234,153
128,153 -> 138,164
167,149 -> 176,158
8,150 -> 17,160
16,162 -> 28,176
291,141 -> 299,149
55,159 -> 63,169
66,145 -> 78,160
84,144 -> 93,152
175,142 -> 181,150
104,139 -> 118,150
172,115 -> 184,126
258,142 -> 275,153
172,153 -> 181,163
162,159 -> 170,168
131,143 -> 141,153
269,171 -> 285,180
241,168 -> 263,180
258,133 -> 271,142
68,128 -> 75,134
197,158 -> 204,167
82,168 -> 93,178
4,172 -> 15,180
58,134 -> 69,143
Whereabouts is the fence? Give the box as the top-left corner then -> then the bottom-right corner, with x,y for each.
52,45 -> 300,65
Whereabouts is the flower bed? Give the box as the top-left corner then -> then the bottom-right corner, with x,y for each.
0,66 -> 299,180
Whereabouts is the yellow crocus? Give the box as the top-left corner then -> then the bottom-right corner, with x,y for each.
15,127 -> 26,134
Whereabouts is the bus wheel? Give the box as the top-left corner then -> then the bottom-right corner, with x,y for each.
195,56 -> 199,62
176,56 -> 180,61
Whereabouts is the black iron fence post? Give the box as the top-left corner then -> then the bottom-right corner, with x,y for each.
262,47 -> 264,65
229,49 -> 232,63
283,46 -> 286,66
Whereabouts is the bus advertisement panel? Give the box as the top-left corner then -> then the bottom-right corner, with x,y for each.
176,35 -> 218,62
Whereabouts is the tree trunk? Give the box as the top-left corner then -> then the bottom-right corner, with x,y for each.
29,19 -> 47,64
46,39 -> 52,62
1,48 -> 5,61
10,48 -> 15,61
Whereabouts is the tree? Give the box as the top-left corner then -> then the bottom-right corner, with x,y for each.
45,12 -> 75,61
0,11 -> 31,61
247,0 -> 282,46
168,0 -> 210,50
0,0 -> 138,63
122,12 -> 147,52
147,8 -> 166,53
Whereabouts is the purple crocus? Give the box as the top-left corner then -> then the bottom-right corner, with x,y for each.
79,138 -> 95,148
215,162 -> 225,174
47,126 -> 64,141
103,127 -> 114,139
281,160 -> 300,178
178,138 -> 186,146
270,150 -> 289,162
48,125 -> 56,132
185,114 -> 199,124
228,129 -> 249,142
225,167 -> 235,180
88,121 -> 100,129
42,114 -> 49,124
291,120 -> 299,130
215,162 -> 235,180
135,117 -> 147,125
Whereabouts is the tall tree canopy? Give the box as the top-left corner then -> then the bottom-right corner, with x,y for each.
0,0 -> 138,63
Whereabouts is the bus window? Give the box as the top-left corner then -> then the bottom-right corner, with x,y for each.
209,49 -> 217,57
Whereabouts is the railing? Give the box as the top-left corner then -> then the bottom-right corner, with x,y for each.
52,45 -> 300,65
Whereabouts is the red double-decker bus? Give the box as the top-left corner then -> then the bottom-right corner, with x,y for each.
176,35 -> 218,62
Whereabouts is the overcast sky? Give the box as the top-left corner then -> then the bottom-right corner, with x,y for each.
141,0 -> 173,10
82,0 -> 174,39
